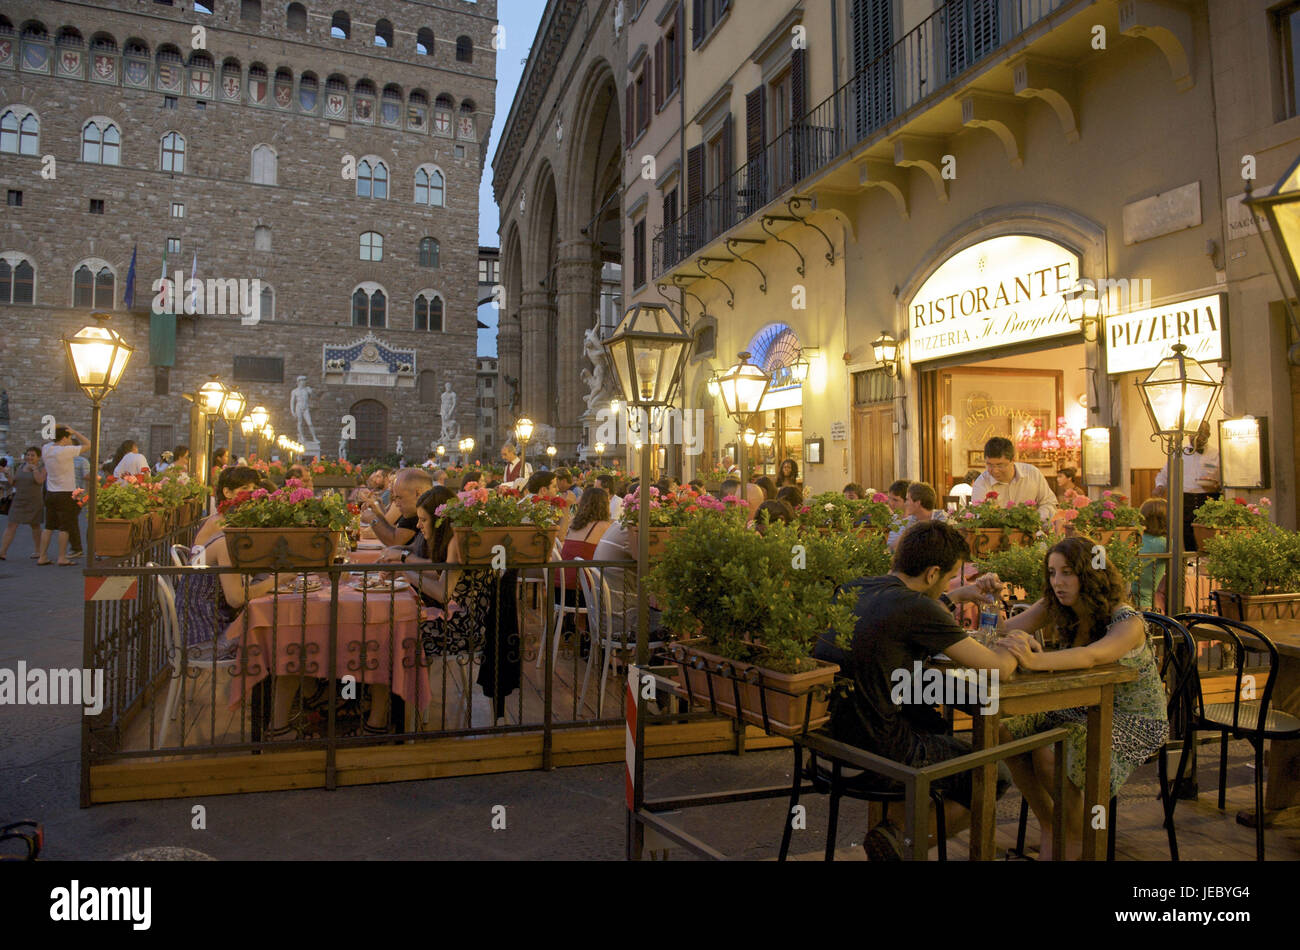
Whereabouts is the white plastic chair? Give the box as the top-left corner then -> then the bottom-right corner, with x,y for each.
519,536 -> 562,613
152,563 -> 238,748
535,538 -> 576,669
170,544 -> 191,568
576,565 -> 666,718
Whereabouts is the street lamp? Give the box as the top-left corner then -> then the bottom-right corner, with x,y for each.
546,445 -> 556,468
221,389 -> 245,465
196,375 -> 227,487
871,331 -> 901,377
1244,156 -> 1300,365
436,444 -> 446,461
1136,343 -> 1222,614
262,424 -> 275,460
1062,278 -> 1102,342
240,415 -> 256,461
594,442 -> 605,465
715,351 -> 771,491
62,312 -> 134,568
248,405 -> 269,460
603,302 -> 692,665
514,417 -> 534,470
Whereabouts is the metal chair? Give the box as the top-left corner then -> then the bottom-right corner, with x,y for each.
576,563 -> 667,718
1174,612 -> 1300,861
152,564 -> 238,748
170,543 -> 191,567
540,545 -> 587,670
1012,612 -> 1199,860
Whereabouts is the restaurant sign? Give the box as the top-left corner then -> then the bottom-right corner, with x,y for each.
1103,293 -> 1226,375
908,235 -> 1079,363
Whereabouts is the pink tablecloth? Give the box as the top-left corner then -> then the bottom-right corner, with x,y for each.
225,580 -> 433,709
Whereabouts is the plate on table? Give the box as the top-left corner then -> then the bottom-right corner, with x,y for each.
352,575 -> 410,593
356,540 -> 384,550
276,576 -> 322,594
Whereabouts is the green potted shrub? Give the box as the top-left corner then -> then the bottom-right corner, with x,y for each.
1192,496 -> 1272,550
619,485 -> 746,560
979,537 -> 1051,606
1204,526 -> 1300,621
95,473 -> 153,556
435,483 -> 566,564
998,500 -> 1042,549
953,492 -> 1007,556
647,517 -> 875,737
220,478 -> 354,568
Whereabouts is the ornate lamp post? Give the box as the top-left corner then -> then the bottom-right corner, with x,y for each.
715,351 -> 771,490
514,417 -> 534,471
240,415 -> 256,462
196,375 -> 227,488
603,302 -> 692,665
436,444 -> 446,464
594,441 -> 606,465
1136,343 -> 1222,613
248,405 -> 269,460
221,389 -> 245,464
62,312 -> 134,568
262,423 -> 275,460
546,445 -> 557,468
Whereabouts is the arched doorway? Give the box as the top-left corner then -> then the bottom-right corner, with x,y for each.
349,398 -> 388,459
747,323 -> 804,477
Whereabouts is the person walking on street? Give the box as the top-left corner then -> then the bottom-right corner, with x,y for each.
0,448 -> 46,559
39,425 -> 90,565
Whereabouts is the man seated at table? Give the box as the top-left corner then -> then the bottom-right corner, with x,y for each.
887,481 -> 946,551
718,477 -> 763,518
363,467 -> 431,550
971,437 -> 1057,523
813,521 -> 1018,860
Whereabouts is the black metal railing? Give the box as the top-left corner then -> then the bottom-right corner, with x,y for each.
652,0 -> 1072,277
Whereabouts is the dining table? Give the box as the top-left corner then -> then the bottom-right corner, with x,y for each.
1227,618 -> 1300,829
224,557 -> 434,716
957,662 -> 1139,860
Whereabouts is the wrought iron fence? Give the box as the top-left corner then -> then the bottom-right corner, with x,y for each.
652,0 -> 1073,277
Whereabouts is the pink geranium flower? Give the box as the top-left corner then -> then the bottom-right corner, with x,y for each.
1101,510 -> 1115,520
1072,495 -> 1090,509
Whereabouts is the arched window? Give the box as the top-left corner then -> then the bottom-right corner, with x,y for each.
360,231 -> 383,261
331,11 -> 350,40
240,0 -> 261,23
73,262 -> 115,309
352,286 -> 386,327
415,165 -> 444,207
258,284 -> 274,321
357,159 -> 388,199
456,35 -> 473,62
254,226 -> 271,251
0,108 -> 39,155
194,1 -> 214,14
414,292 -> 444,332
374,19 -> 393,48
419,237 -> 439,268
56,27 -> 83,48
251,144 -> 276,184
416,28 -> 433,56
160,131 -> 185,173
286,2 -> 307,31
0,255 -> 36,304
81,119 -> 120,165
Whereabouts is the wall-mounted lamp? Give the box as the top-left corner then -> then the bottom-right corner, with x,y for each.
871,331 -> 901,377
1062,278 -> 1102,342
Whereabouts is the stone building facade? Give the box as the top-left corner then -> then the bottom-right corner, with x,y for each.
493,0 -> 624,458
0,0 -> 495,466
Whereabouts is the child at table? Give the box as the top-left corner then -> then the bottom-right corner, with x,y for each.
995,536 -> 1169,860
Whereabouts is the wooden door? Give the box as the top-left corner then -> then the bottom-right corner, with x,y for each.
349,399 -> 389,460
853,403 -> 894,492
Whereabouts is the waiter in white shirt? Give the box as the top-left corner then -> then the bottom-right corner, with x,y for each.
1153,420 -> 1220,551
501,442 -> 533,490
971,437 -> 1058,523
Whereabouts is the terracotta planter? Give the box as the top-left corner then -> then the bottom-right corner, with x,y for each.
147,510 -> 168,540
224,526 -> 341,569
1213,589 -> 1300,622
1193,524 -> 1248,550
453,525 -> 555,565
959,528 -> 1003,558
1001,529 -> 1032,549
313,475 -> 360,490
626,526 -> 682,562
94,518 -> 138,557
672,639 -> 839,738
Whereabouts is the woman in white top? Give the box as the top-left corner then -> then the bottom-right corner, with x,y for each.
111,440 -> 151,478
1152,420 -> 1220,551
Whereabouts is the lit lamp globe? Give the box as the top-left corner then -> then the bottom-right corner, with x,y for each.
249,405 -> 270,430
706,374 -> 721,398
871,331 -> 901,377
1244,154 -> 1300,364
1136,343 -> 1221,439
463,437 -> 475,455
742,428 -> 757,447
514,417 -> 534,444
240,416 -> 256,438
197,376 -> 228,417
221,389 -> 246,425
715,352 -> 771,429
436,444 -> 445,458
546,445 -> 556,461
63,314 -> 134,402
1062,278 -> 1102,340
594,442 -> 605,461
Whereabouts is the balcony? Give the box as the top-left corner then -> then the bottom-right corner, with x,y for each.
653,0 -> 1086,280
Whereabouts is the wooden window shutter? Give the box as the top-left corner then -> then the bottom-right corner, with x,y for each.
638,67 -> 650,132
686,143 -> 705,216
654,38 -> 665,111
625,83 -> 634,146
791,49 -> 807,121
692,0 -> 704,48
745,85 -> 766,163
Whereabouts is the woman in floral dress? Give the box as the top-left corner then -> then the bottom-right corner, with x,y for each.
996,535 -> 1168,860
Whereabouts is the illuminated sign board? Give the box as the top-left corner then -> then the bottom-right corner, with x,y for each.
1103,293 -> 1226,375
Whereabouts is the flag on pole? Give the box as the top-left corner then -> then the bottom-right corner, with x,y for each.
123,244 -> 137,310
188,251 -> 198,315
150,245 -> 177,367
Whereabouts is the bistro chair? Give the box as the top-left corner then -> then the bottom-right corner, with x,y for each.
576,563 -> 668,719
1011,612 -> 1199,861
152,565 -> 238,748
1174,612 -> 1300,861
541,547 -> 588,671
170,543 -> 191,568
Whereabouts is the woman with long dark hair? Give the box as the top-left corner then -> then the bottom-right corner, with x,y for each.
111,440 -> 150,477
776,457 -> 800,488
996,536 -> 1168,859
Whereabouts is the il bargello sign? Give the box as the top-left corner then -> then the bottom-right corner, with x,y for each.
907,235 -> 1080,363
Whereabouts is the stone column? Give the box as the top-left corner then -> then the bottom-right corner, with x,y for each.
519,287 -> 554,427
555,238 -> 598,457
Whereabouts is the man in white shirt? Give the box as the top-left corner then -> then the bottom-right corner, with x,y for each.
971,437 -> 1058,523
1153,420 -> 1221,550
501,442 -> 532,490
40,424 -> 90,565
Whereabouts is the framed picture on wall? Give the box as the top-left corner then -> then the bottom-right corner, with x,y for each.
967,450 -> 985,468
805,438 -> 824,465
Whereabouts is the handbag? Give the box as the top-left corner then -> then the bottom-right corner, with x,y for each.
0,496 -> 11,516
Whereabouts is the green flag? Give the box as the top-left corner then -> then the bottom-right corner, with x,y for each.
149,246 -> 176,366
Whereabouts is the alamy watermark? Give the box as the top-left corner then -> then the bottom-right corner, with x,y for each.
151,274 -> 263,324
592,407 -> 706,456
0,663 -> 105,715
890,661 -> 999,715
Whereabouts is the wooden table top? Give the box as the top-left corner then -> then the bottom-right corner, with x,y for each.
1230,619 -> 1300,659
937,662 -> 1138,701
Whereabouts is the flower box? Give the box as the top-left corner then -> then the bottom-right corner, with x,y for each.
313,475 -> 360,490
454,526 -> 555,565
1192,524 -> 1247,551
626,526 -> 682,562
959,527 -> 1003,558
1001,529 -> 1031,549
672,639 -> 838,738
1212,590 -> 1300,623
94,518 -> 138,557
146,510 -> 169,540
224,527 -> 340,569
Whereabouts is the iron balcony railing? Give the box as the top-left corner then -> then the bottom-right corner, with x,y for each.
653,0 -> 1071,277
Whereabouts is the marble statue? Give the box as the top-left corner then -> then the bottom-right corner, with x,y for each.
289,375 -> 318,443
503,375 -> 520,415
396,436 -> 404,457
582,326 -> 615,413
338,436 -> 348,461
439,383 -> 459,442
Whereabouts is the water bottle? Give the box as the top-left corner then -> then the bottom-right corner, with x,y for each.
977,608 -> 999,647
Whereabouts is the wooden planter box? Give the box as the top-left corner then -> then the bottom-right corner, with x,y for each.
1213,589 -> 1300,622
453,526 -> 555,565
959,527 -> 1002,557
626,526 -> 682,562
94,518 -> 138,557
1192,524 -> 1248,550
224,526 -> 341,569
146,510 -> 169,540
672,638 -> 838,738
313,475 -> 360,490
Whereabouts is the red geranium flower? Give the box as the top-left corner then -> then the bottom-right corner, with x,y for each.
1234,497 -> 1247,505
986,491 -> 999,499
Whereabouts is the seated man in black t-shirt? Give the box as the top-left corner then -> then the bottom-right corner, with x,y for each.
366,468 -> 431,551
813,520 -> 1019,860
